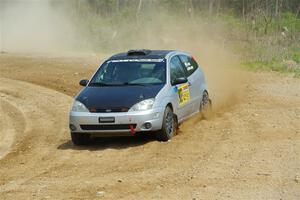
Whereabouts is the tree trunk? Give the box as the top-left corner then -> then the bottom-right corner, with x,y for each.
116,0 -> 120,13
209,0 -> 215,16
136,0 -> 143,23
242,0 -> 245,20
275,0 -> 279,17
216,0 -> 221,16
188,0 -> 194,18
137,0 -> 143,15
0,1 -> 5,52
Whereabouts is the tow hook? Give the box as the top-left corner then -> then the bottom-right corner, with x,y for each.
129,125 -> 135,135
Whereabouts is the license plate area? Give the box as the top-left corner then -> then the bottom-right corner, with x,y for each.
99,117 -> 115,123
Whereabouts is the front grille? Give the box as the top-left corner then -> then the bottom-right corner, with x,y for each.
80,124 -> 137,131
89,107 -> 129,113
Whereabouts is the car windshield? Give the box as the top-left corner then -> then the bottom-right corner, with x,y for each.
89,59 -> 166,86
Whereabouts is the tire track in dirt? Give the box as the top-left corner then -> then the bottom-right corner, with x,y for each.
0,78 -> 73,195
0,98 -> 26,159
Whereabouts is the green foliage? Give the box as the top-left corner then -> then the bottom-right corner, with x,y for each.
244,59 -> 300,78
291,53 -> 300,63
280,12 -> 300,33
224,9 -> 300,77
62,0 -> 300,77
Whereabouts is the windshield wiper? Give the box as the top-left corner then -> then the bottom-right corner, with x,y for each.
89,82 -> 118,87
123,82 -> 147,86
89,82 -> 149,87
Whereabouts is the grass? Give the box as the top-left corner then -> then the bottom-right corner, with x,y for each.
245,60 -> 299,74
219,11 -> 300,78
243,42 -> 300,78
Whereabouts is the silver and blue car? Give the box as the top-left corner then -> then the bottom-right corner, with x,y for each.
69,50 -> 211,145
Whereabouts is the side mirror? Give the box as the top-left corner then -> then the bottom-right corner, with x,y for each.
79,79 -> 89,87
171,77 -> 188,85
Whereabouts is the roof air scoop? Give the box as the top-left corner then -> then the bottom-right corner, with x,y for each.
127,49 -> 151,56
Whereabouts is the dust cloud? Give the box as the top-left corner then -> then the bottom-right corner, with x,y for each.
0,0 -> 77,53
0,0 -> 247,115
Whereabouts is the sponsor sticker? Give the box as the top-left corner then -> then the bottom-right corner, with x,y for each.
109,59 -> 164,63
177,83 -> 190,105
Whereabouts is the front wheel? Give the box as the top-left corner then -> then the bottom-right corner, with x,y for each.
155,106 -> 176,141
71,132 -> 91,145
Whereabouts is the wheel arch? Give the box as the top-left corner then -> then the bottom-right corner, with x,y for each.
166,102 -> 173,110
200,82 -> 210,102
166,102 -> 179,126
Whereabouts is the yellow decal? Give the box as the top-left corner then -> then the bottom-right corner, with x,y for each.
177,83 -> 190,105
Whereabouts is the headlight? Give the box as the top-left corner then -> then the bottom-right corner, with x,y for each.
129,98 -> 155,112
71,100 -> 89,112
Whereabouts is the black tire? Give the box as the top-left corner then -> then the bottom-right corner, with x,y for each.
155,106 -> 176,141
200,91 -> 212,119
71,132 -> 91,145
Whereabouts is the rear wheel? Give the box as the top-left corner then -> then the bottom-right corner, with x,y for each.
155,106 -> 176,141
71,132 -> 91,145
200,91 -> 212,119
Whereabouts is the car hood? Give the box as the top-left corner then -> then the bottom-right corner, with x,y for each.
76,85 -> 164,112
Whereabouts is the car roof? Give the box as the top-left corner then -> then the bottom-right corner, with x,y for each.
108,50 -> 175,60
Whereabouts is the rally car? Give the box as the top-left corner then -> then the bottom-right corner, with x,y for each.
69,49 -> 211,145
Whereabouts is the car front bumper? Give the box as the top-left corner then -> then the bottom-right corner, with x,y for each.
69,108 -> 164,136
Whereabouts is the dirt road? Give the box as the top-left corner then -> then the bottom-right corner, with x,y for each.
0,53 -> 299,200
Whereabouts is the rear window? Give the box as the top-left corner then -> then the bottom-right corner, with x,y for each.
179,55 -> 198,76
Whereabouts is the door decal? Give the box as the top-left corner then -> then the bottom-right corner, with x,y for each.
178,83 -> 190,105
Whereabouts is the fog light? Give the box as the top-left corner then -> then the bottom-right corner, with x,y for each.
69,124 -> 77,131
143,122 -> 152,129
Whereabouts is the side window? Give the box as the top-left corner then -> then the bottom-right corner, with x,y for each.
170,56 -> 186,84
179,55 -> 198,76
